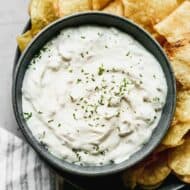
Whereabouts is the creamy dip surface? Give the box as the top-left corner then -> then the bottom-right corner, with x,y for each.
22,26 -> 167,166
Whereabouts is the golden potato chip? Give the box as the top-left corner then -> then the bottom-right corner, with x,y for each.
29,0 -> 47,35
162,123 -> 190,147
137,154 -> 171,186
155,1 -> 190,43
92,0 -> 113,10
170,59 -> 190,90
175,91 -> 190,123
17,30 -> 33,52
103,0 -> 124,16
177,175 -> 190,184
171,113 -> 178,127
58,0 -> 92,17
168,139 -> 190,175
123,165 -> 144,189
164,35 -> 190,63
122,0 -> 180,33
164,38 -> 190,89
30,0 -> 59,35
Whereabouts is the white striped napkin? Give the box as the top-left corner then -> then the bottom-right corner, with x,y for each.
0,127 -> 64,190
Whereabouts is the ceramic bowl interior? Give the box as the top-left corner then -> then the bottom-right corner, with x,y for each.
12,12 -> 176,176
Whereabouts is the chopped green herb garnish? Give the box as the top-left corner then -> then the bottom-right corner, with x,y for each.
98,65 -> 105,76
126,52 -> 130,56
116,111 -> 120,117
70,96 -> 75,102
23,112 -> 32,120
77,78 -> 82,83
153,97 -> 160,102
80,53 -> 84,58
73,113 -> 77,120
98,95 -> 104,105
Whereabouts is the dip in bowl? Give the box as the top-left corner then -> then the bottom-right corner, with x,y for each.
13,12 -> 176,176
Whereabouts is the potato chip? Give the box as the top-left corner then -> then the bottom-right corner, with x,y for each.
103,0 -> 124,16
122,0 -> 180,33
164,35 -> 190,63
165,56 -> 190,90
30,0 -> 59,35
168,139 -> 190,175
123,164 -> 144,189
29,0 -> 47,35
137,153 -> 171,186
164,31 -> 190,89
177,175 -> 190,184
162,123 -> 190,147
171,113 -> 178,127
92,0 -> 113,10
17,30 -> 33,52
170,59 -> 190,90
154,1 -> 190,43
175,91 -> 190,123
58,0 -> 92,17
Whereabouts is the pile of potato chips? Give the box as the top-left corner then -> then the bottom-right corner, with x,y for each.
17,0 -> 190,189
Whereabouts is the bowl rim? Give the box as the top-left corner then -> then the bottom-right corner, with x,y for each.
12,11 -> 176,176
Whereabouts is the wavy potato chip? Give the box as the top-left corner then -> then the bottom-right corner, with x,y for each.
169,59 -> 190,90
177,175 -> 190,184
58,0 -> 92,16
137,154 -> 171,186
122,0 -> 180,33
155,1 -> 190,43
103,0 -> 124,16
164,37 -> 190,89
162,123 -> 190,147
175,91 -> 190,123
164,35 -> 190,63
123,164 -> 144,189
29,0 -> 59,36
17,30 -> 33,52
168,139 -> 190,175
92,0 -> 113,10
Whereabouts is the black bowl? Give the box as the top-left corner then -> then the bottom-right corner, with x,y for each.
12,12 -> 176,177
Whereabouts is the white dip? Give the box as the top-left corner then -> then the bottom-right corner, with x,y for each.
22,26 -> 167,166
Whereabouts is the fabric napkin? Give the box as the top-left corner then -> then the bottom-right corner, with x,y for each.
0,127 -> 64,190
